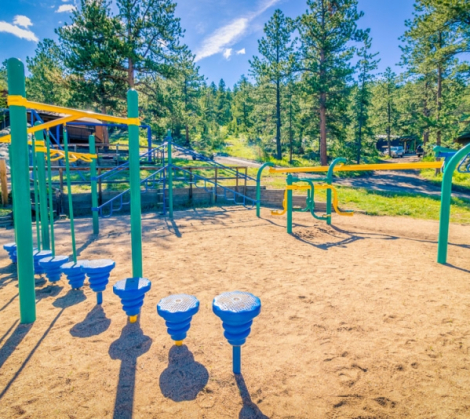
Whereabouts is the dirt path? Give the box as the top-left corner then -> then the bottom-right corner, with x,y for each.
0,208 -> 469,418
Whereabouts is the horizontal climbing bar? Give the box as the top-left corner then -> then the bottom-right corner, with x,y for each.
269,161 -> 443,174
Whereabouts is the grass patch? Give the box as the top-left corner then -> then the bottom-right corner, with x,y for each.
420,169 -> 470,193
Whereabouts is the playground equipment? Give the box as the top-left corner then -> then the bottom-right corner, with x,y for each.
5,57 -> 139,323
3,242 -> 17,263
213,291 -> 261,374
39,255 -> 69,283
157,294 -> 200,346
257,150 -> 470,265
113,277 -> 152,323
434,145 -> 470,264
270,179 -> 354,231
82,259 -> 116,304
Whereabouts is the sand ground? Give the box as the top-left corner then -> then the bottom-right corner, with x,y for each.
0,207 -> 469,419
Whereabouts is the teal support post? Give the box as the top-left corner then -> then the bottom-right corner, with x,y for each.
286,174 -> 293,234
436,143 -> 470,264
46,132 -> 55,255
89,135 -> 99,235
167,130 -> 173,219
7,58 -> 36,323
326,158 -> 346,226
128,90 -> 143,277
35,125 -> 50,249
256,162 -> 274,217
31,130 -> 41,250
63,128 -> 77,263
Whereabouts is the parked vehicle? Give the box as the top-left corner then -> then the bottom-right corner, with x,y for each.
390,146 -> 405,158
416,145 -> 424,157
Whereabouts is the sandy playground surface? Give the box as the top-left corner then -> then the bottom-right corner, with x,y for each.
0,207 -> 469,418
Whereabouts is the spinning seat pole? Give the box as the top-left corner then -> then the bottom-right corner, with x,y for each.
46,131 -> 55,256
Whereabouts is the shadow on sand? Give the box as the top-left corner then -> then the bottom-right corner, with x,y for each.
109,321 -> 152,419
159,345 -> 209,402
70,305 -> 111,338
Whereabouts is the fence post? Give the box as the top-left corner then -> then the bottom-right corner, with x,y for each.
7,57 -> 36,323
90,135 -> 99,234
128,90 -> 143,278
189,168 -> 193,203
214,167 -> 218,204
0,159 -> 8,205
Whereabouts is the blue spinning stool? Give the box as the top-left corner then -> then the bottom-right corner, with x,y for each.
39,255 -> 69,282
3,242 -> 17,264
33,250 -> 53,275
157,294 -> 199,346
81,259 -> 116,304
213,291 -> 261,374
61,261 -> 88,289
113,277 -> 151,323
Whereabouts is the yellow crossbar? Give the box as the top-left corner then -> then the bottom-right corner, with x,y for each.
7,96 -> 140,126
269,161 -> 443,174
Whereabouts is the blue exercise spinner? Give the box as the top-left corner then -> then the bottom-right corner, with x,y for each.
81,259 -> 116,304
113,277 -> 151,323
33,250 -> 53,275
213,291 -> 261,374
39,255 -> 69,282
157,294 -> 199,346
61,260 -> 88,289
3,242 -> 17,264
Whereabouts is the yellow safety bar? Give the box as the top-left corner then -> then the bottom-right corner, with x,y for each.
271,184 -> 353,217
269,161 -> 443,174
1,95 -> 120,161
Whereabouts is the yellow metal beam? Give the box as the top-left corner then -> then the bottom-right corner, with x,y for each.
7,95 -> 140,126
269,161 -> 443,174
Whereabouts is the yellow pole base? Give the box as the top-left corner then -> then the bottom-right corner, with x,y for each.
129,315 -> 138,323
174,340 -> 183,346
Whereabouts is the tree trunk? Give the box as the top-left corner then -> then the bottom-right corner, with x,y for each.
319,45 -> 327,166
423,79 -> 429,146
436,31 -> 442,146
185,124 -> 189,146
289,94 -> 293,163
276,78 -> 282,160
387,101 -> 391,157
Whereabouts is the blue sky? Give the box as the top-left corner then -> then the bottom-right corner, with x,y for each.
0,0 -> 416,87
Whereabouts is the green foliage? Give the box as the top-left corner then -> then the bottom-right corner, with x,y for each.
26,39 -> 69,106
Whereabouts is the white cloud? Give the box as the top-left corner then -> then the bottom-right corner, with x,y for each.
236,48 -> 246,55
195,0 -> 280,62
56,4 -> 76,13
13,15 -> 33,28
223,48 -> 232,59
0,19 -> 38,42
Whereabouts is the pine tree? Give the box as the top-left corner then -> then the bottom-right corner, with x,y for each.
351,34 -> 379,163
298,0 -> 364,165
26,39 -> 69,106
231,75 -> 254,134
250,9 -> 295,160
56,0 -> 127,113
116,0 -> 185,88
372,67 -> 399,156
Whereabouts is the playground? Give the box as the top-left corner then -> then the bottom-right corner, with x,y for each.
1,58 -> 470,418
0,208 -> 469,418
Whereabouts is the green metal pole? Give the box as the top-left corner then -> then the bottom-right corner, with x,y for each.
31,129 -> 41,250
287,174 -> 293,234
128,89 -> 143,278
89,135 -> 99,234
256,162 -> 274,218
167,130 -> 173,219
436,143 -> 470,264
7,58 -> 36,323
63,128 -> 77,263
326,158 -> 347,226
46,132 -> 55,256
35,124 -> 50,249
